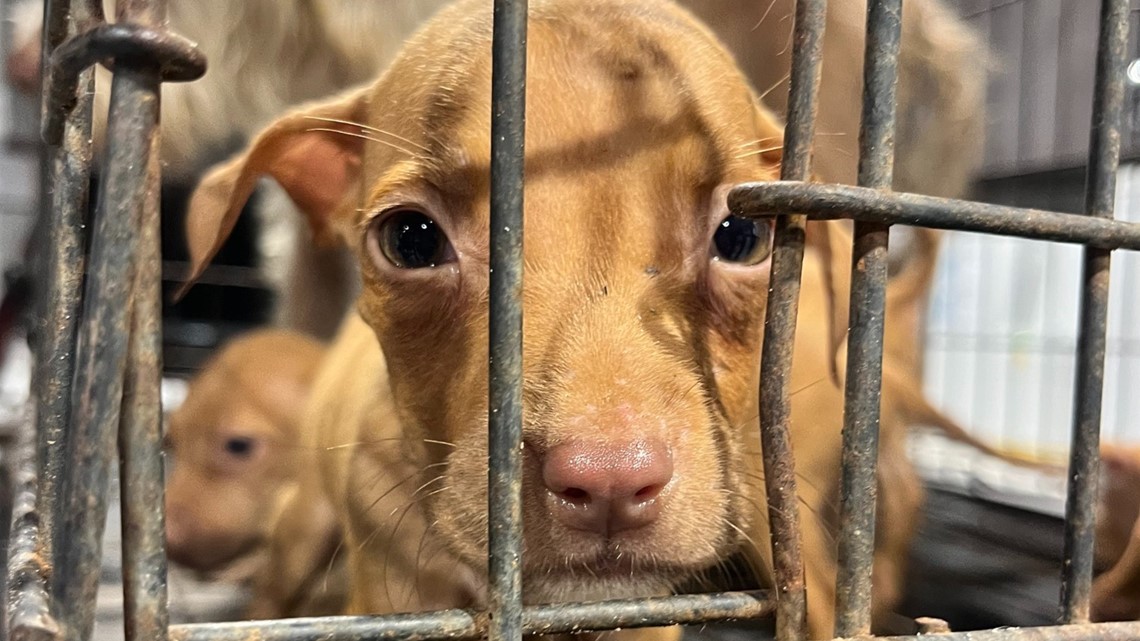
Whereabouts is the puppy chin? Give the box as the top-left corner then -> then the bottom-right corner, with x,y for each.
524,576 -> 678,606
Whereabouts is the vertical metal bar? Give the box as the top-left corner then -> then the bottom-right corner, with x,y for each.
7,423 -> 61,641
117,1 -> 170,632
833,0 -> 903,636
487,2 -> 527,641
54,1 -> 166,638
1060,0 -> 1128,624
756,0 -> 827,639
119,181 -> 169,641
34,0 -> 98,592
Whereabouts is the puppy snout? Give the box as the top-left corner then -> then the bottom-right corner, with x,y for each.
541,438 -> 674,535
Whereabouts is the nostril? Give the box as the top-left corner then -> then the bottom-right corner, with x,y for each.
634,483 -> 663,502
560,487 -> 590,503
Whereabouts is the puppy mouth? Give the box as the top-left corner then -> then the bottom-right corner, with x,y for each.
562,550 -> 639,577
527,546 -> 694,583
518,549 -> 693,605
170,537 -> 267,582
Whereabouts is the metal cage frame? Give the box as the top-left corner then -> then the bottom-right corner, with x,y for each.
8,0 -> 1140,640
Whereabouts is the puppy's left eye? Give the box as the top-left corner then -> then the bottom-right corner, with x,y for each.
224,437 -> 257,459
369,209 -> 456,269
712,215 -> 772,265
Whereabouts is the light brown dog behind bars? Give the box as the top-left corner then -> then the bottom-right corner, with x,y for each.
163,329 -> 346,618
175,0 -> 990,638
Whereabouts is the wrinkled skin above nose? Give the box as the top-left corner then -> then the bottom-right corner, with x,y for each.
541,437 -> 674,536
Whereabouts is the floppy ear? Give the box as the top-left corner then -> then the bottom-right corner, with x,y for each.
176,85 -> 373,299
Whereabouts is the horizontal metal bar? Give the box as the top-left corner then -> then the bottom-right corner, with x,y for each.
838,620 -> 1140,641
523,591 -> 774,635
168,591 -> 775,641
729,182 -> 1140,250
173,611 -> 480,641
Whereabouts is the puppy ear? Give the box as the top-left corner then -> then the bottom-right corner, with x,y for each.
176,86 -> 372,299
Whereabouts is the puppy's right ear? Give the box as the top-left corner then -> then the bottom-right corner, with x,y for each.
176,86 -> 372,299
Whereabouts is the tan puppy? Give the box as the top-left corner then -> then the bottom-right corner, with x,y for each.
164,329 -> 344,617
176,1 -> 984,637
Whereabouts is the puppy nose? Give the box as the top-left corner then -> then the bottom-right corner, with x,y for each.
542,438 -> 673,535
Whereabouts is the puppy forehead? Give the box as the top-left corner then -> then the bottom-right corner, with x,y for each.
360,4 -> 767,268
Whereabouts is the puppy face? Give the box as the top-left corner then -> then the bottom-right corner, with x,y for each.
183,0 -> 845,606
164,330 -> 324,573
354,2 -> 785,603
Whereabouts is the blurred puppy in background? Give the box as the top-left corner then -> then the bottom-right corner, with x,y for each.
164,329 -> 344,618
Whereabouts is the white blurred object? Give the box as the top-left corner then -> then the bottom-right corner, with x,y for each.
0,336 -> 31,427
162,377 -> 189,414
908,428 -> 1067,518
924,162 -> 1140,460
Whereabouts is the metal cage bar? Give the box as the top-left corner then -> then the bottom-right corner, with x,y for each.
755,0 -> 827,639
7,0 -> 204,640
7,407 -> 59,641
167,591 -> 776,641
8,0 -> 100,638
487,1 -> 527,641
53,20 -> 159,641
727,183 -> 1140,249
116,4 -> 171,640
8,0 -> 1140,640
1060,0 -> 1130,624
30,0 -> 98,611
833,0 -> 903,635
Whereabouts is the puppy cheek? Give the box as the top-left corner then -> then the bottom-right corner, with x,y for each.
703,265 -> 770,347
431,423 -> 495,565
670,419 -> 733,554
370,285 -> 480,442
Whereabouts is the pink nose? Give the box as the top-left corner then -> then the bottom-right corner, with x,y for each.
541,438 -> 674,535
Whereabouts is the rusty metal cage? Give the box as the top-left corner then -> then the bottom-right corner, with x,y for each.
8,0 -> 1140,641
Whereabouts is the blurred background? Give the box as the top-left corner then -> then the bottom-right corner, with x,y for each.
0,0 -> 1138,638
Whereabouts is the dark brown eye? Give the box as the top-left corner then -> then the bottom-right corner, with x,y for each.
372,209 -> 455,269
224,437 -> 257,459
712,215 -> 772,265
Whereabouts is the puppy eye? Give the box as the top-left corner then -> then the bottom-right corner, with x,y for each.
370,209 -> 455,269
223,437 -> 256,459
711,215 -> 772,265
